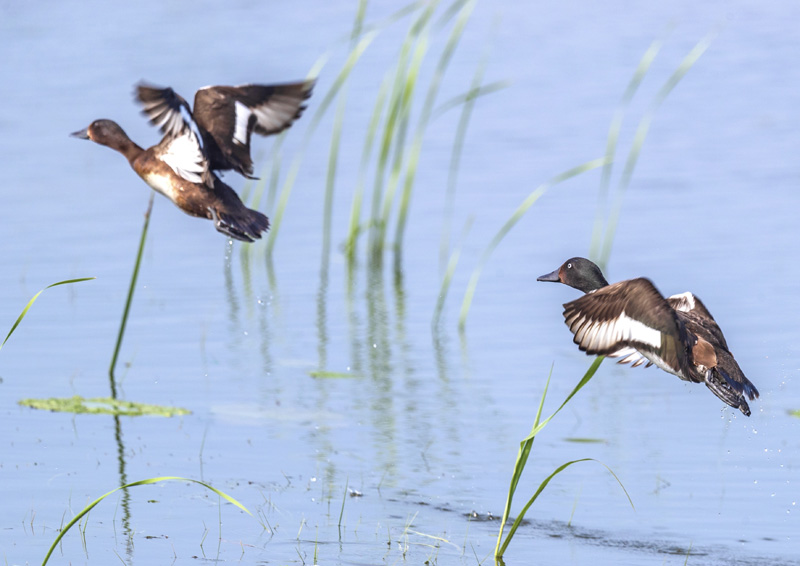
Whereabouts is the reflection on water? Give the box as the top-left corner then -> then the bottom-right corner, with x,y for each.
112,415 -> 133,559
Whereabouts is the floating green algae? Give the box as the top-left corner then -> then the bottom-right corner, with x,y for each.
309,370 -> 363,379
18,396 -> 190,417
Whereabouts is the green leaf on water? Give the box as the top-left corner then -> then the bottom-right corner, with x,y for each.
18,396 -> 190,417
563,437 -> 607,444
789,410 -> 800,418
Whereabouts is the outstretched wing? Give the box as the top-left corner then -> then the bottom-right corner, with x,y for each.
562,278 -> 692,379
136,83 -> 211,185
193,80 -> 314,177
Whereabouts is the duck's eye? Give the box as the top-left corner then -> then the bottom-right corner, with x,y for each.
567,263 -> 572,269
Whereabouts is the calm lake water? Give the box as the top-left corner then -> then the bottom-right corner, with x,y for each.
2,1 -> 799,565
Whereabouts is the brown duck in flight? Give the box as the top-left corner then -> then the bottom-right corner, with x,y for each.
72,80 -> 313,242
538,257 -> 759,416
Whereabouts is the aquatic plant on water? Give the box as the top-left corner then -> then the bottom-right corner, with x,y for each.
40,477 -> 250,566
494,358 -> 634,559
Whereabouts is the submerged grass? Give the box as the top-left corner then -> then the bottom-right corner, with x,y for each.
41,477 -> 250,566
494,358 -> 634,559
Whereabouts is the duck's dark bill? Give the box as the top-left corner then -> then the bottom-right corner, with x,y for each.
537,269 -> 561,282
70,128 -> 90,139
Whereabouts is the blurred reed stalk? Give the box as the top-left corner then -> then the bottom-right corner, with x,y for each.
247,0 -> 501,272
323,0 -> 368,266
591,31 -> 715,269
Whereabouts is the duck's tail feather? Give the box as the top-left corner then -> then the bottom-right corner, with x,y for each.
209,207 -> 269,243
703,350 -> 759,416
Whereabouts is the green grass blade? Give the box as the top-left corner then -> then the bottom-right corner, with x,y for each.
368,1 -> 438,255
326,0 -> 367,261
373,3 -> 437,252
432,217 -> 473,326
523,357 -> 603,440
588,36 -> 666,262
110,194 -> 153,379
323,90 -> 348,263
438,73 -> 504,273
496,458 -> 632,558
494,358 -> 602,556
41,476 -> 251,566
458,158 -> 605,330
268,30 -> 379,255
598,32 -> 714,266
338,477 -> 349,527
360,0 -> 426,37
1,277 -> 95,352
393,0 -> 475,253
432,80 -> 511,120
495,364 -> 553,552
346,73 -> 391,259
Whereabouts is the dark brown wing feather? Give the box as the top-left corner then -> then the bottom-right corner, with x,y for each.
668,293 -> 728,349
562,278 -> 694,380
193,80 -> 314,177
136,84 -> 193,138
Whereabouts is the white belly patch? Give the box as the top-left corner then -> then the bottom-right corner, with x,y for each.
142,172 -> 179,201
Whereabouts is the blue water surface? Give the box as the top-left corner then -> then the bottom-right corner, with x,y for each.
1,1 -> 798,565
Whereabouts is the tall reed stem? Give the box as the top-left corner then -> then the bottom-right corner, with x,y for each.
109,194 -> 154,384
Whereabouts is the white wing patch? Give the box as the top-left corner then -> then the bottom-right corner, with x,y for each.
233,100 -> 252,146
161,131 -> 207,184
667,292 -> 696,312
251,96 -> 298,134
607,346 -> 651,368
566,309 -> 662,353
